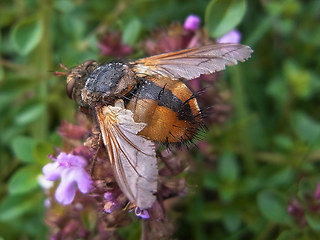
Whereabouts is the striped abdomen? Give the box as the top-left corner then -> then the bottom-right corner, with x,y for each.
125,76 -> 201,143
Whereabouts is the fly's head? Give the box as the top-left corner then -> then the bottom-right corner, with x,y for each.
66,60 -> 99,107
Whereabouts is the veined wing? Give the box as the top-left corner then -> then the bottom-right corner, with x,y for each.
96,100 -> 158,209
132,43 -> 253,80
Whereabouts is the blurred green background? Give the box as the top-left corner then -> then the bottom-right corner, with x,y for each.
1,0 -> 320,239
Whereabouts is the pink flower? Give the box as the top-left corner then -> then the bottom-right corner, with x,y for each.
216,29 -> 242,44
315,182 -> 320,200
287,199 -> 307,226
98,32 -> 133,57
42,152 -> 92,205
58,121 -> 88,139
184,15 -> 200,31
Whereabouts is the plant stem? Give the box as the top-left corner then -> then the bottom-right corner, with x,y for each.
231,67 -> 256,173
31,0 -> 53,140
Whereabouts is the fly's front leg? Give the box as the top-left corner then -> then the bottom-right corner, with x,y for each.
84,117 -> 104,176
84,132 -> 103,176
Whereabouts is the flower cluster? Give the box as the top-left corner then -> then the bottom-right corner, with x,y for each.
98,32 -> 133,57
43,116 -> 187,239
287,182 -> 320,227
142,15 -> 210,56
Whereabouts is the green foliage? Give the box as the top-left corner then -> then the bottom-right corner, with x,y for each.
11,17 -> 43,56
205,0 -> 247,38
1,0 -> 320,239
122,18 -> 142,45
8,165 -> 40,194
11,136 -> 37,163
218,152 -> 239,183
0,192 -> 44,222
257,190 -> 291,224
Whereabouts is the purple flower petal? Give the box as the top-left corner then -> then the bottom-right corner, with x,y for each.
216,29 -> 242,44
55,174 -> 76,205
42,162 -> 61,181
135,207 -> 150,219
43,152 -> 92,205
184,15 -> 200,31
56,152 -> 87,168
75,169 -> 92,193
104,192 -> 115,201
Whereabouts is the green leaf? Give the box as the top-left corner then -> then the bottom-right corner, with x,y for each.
219,183 -> 237,202
54,0 -> 75,13
0,32 -> 3,82
203,172 -> 219,190
0,66 -> 4,83
11,136 -> 37,163
0,192 -> 43,222
241,176 -> 263,194
0,80 -> 31,111
277,230 -> 303,240
291,111 -> 320,144
218,151 -> 239,182
122,18 -> 142,45
81,208 -> 97,231
203,202 -> 224,221
297,178 -> 316,200
118,221 -> 141,240
59,14 -> 85,40
222,210 -> 241,232
205,0 -> 247,38
11,17 -> 43,56
266,168 -> 295,188
257,190 -> 291,224
273,135 -> 294,151
266,77 -> 289,105
306,214 -> 320,231
284,60 -> 312,99
8,165 -> 40,195
14,102 -> 46,126
33,141 -> 53,165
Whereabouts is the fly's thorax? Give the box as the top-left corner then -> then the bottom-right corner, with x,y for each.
81,62 -> 136,107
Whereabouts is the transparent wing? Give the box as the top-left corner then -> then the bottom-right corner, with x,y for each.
132,43 -> 253,80
96,101 -> 157,209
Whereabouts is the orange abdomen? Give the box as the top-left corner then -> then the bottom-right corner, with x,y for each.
126,77 -> 201,143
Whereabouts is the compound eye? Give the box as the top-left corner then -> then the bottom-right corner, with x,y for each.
85,60 -> 98,73
66,77 -> 76,99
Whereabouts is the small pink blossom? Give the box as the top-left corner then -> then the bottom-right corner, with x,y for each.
58,121 -> 88,139
42,152 -> 92,205
315,182 -> 320,200
98,32 -> 133,57
216,29 -> 242,44
184,15 -> 200,31
287,199 -> 307,226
